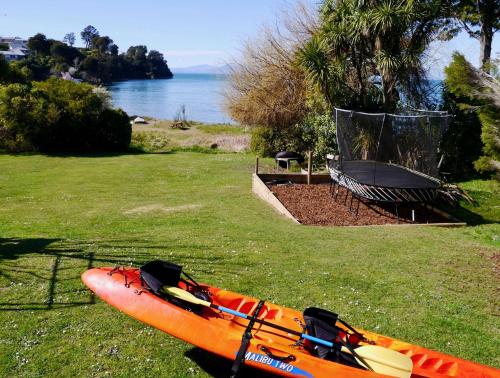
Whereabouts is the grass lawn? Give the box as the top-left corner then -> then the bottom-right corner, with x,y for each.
0,152 -> 498,377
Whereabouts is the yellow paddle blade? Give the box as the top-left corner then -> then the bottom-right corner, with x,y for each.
343,345 -> 413,378
163,286 -> 211,307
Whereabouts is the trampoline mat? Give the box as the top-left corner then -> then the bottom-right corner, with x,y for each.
332,160 -> 440,189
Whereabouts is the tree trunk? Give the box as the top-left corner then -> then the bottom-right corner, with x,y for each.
479,1 -> 495,72
479,27 -> 493,72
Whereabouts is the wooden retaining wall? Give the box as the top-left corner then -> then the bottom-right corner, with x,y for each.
252,172 -> 466,227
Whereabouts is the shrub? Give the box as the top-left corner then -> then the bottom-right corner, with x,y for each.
0,78 -> 131,152
250,112 -> 336,166
224,6 -> 313,130
250,126 -> 305,157
440,88 -> 483,179
298,112 -> 336,165
444,53 -> 500,175
130,131 -> 170,152
0,56 -> 29,84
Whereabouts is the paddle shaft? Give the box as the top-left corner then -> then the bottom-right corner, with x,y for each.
210,302 -> 374,371
212,303 -> 335,348
215,304 -> 365,361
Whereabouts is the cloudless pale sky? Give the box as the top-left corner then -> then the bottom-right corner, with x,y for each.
1,0 -> 498,77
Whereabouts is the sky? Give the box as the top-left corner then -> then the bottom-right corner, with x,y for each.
1,0 -> 498,77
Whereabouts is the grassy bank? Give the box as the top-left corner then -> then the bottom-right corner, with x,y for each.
0,152 -> 498,377
130,120 -> 250,153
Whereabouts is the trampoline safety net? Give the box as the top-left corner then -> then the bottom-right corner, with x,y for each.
329,108 -> 451,204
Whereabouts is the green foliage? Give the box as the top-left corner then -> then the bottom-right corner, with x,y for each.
475,108 -> 500,172
13,55 -> 52,81
81,25 -> 99,49
0,78 -> 131,152
63,32 -> 76,46
27,33 -> 51,55
444,53 -> 500,174
0,43 -> 8,51
50,41 -> 82,65
250,126 -> 303,157
92,36 -> 114,55
17,32 -> 173,84
250,112 -> 336,165
130,131 -> 170,152
197,124 -> 246,135
440,88 -> 483,179
0,57 -> 29,84
297,112 -> 337,165
298,0 -> 449,112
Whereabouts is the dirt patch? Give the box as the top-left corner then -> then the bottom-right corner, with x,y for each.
269,183 -> 453,226
124,204 -> 201,215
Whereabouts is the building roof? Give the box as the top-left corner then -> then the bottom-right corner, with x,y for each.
0,49 -> 26,57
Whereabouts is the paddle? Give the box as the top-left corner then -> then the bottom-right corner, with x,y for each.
164,286 -> 413,378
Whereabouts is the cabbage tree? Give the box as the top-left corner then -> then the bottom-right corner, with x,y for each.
298,0 -> 450,112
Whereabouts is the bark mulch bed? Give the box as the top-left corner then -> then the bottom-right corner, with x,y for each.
269,183 -> 453,226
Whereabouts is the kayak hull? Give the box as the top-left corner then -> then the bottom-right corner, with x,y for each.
82,267 -> 499,378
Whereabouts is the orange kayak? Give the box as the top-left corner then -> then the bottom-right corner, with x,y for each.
82,266 -> 499,378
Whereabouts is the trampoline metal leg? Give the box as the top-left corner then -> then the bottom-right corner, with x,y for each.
395,203 -> 399,224
355,197 -> 361,216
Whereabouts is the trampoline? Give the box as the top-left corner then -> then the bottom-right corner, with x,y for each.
329,108 -> 450,209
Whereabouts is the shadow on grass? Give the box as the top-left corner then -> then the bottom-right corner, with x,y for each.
0,238 -> 96,311
438,203 -> 491,225
184,348 -> 277,378
0,147 -> 225,159
0,150 -> 170,158
0,237 -> 240,312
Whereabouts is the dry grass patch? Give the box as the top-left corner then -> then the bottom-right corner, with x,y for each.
123,203 -> 202,215
130,120 -> 250,152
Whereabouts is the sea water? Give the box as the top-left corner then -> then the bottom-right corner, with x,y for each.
108,73 -> 232,124
109,75 -> 444,124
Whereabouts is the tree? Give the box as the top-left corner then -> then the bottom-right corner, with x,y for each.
147,50 -> 173,78
81,25 -> 99,49
27,33 -> 51,55
80,56 -> 99,75
63,32 -> 76,46
298,0 -> 450,112
109,44 -> 119,56
442,0 -> 500,71
92,36 -> 114,55
126,45 -> 148,65
225,3 -> 315,129
0,43 -> 9,51
445,53 -> 500,174
50,41 -> 82,65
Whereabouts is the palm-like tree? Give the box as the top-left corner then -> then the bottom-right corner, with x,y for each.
298,0 -> 450,112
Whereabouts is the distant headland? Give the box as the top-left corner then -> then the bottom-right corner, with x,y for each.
0,25 -> 173,84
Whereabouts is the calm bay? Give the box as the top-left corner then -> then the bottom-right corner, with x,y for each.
108,73 -> 232,124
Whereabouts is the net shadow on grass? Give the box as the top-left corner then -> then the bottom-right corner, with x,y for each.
0,238 -> 96,311
0,238 -> 244,312
185,348 -> 277,378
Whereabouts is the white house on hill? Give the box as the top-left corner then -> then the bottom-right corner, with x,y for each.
0,37 -> 29,61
